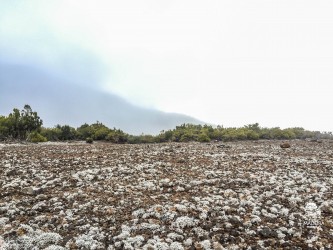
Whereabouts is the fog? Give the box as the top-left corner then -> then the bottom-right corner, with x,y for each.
0,63 -> 202,134
1,0 -> 333,132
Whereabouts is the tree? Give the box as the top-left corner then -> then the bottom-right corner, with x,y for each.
0,116 -> 9,139
77,123 -> 93,139
20,105 -> 43,134
40,127 -> 62,141
5,105 -> 43,139
245,123 -> 260,133
7,108 -> 21,138
93,127 -> 110,140
246,130 -> 259,140
106,129 -> 128,143
180,131 -> 197,142
56,125 -> 77,140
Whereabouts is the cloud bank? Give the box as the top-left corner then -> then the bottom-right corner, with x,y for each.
1,0 -> 333,132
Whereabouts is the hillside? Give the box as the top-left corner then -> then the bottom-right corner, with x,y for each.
0,63 -> 203,135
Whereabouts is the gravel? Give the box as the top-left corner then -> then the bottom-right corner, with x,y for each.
0,140 -> 332,249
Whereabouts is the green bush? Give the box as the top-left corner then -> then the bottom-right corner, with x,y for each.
40,127 -> 62,141
93,127 -> 110,140
86,137 -> 93,143
1,105 -> 43,140
27,131 -> 47,143
77,123 -> 94,139
106,129 -> 128,143
127,135 -> 140,144
180,131 -> 197,142
55,125 -> 77,140
246,130 -> 259,140
1,105 -> 333,143
198,132 -> 210,142
139,134 -> 155,143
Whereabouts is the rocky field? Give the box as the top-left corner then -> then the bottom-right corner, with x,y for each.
0,140 -> 333,249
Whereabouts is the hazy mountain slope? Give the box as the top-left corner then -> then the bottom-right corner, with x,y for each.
0,63 -> 203,135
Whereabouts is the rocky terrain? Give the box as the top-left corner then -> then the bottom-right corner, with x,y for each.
0,140 -> 333,249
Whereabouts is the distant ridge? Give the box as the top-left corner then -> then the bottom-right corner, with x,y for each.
0,63 -> 204,135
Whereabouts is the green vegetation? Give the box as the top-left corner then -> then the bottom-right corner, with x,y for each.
0,105 -> 43,140
1,105 -> 332,143
27,131 -> 47,143
85,137 -> 93,144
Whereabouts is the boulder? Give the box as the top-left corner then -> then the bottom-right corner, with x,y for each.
22,187 -> 43,196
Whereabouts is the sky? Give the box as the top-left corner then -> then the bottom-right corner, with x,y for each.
1,0 -> 333,132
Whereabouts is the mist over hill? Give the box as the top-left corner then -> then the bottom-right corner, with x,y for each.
0,63 -> 203,135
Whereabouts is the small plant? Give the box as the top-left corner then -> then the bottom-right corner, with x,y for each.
86,137 -> 93,144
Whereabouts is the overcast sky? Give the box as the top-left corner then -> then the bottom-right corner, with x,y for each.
1,0 -> 333,132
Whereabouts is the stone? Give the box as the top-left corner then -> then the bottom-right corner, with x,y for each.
217,144 -> 231,149
229,217 -> 242,226
22,187 -> 34,195
2,140 -> 332,248
6,169 -> 16,177
280,143 -> 291,149
258,227 -> 277,238
22,187 -> 43,195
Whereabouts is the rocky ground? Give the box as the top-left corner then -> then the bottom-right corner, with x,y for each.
0,140 -> 333,249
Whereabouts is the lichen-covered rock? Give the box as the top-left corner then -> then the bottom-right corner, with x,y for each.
0,140 -> 332,249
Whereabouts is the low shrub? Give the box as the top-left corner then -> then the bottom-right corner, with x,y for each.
27,132 -> 47,143
86,137 -> 93,144
198,132 -> 210,142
